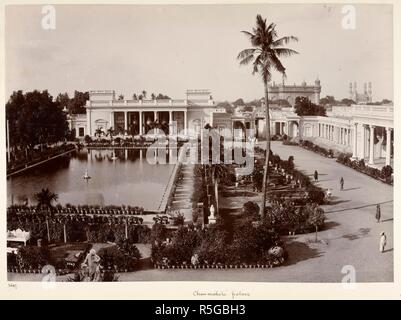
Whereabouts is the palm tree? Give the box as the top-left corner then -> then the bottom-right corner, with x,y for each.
237,15 -> 298,217
95,128 -> 103,139
34,188 -> 58,209
106,127 -> 114,139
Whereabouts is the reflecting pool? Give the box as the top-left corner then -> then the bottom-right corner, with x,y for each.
7,149 -> 175,211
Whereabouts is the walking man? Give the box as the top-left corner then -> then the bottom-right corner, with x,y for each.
340,177 -> 344,190
314,170 -> 318,182
376,204 -> 381,223
379,232 -> 387,253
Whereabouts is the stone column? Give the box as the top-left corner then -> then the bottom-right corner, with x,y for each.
110,111 -> 114,130
87,108 -> 92,136
124,111 -> 128,132
361,125 -> 366,159
169,110 -> 173,136
368,125 -> 375,165
139,111 -> 143,135
184,110 -> 188,135
385,127 -> 392,166
352,123 -> 358,158
154,111 -> 157,122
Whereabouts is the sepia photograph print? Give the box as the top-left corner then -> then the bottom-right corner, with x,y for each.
3,1 -> 395,288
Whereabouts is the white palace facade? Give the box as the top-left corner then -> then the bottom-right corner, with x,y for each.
69,88 -> 393,168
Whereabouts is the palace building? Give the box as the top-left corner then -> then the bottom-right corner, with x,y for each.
269,78 -> 321,105
68,84 -> 393,168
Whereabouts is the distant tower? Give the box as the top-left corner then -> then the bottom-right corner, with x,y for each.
368,82 -> 372,102
364,83 -> 367,95
349,82 -> 353,99
314,78 -> 321,104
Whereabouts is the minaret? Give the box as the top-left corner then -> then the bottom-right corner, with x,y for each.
368,82 -> 372,102
353,82 -> 357,102
314,78 -> 321,104
349,82 -> 353,99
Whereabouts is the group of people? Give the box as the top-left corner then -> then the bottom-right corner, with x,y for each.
313,170 -> 345,191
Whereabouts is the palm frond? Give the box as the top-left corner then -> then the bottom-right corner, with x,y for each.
237,48 -> 256,60
240,54 -> 255,66
272,36 -> 299,47
273,48 -> 299,57
241,30 -> 255,39
269,52 -> 286,74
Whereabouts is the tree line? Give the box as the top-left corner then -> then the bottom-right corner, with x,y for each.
6,90 -> 73,150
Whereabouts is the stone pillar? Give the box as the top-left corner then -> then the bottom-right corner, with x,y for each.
124,111 -> 128,132
385,127 -> 392,166
184,110 -> 188,135
139,111 -> 143,135
169,110 -> 173,136
368,125 -> 375,165
154,111 -> 157,122
361,125 -> 366,159
87,108 -> 92,136
352,123 -> 358,158
110,111 -> 114,130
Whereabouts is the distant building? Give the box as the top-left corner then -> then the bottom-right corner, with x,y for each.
349,82 -> 372,104
269,78 -> 321,106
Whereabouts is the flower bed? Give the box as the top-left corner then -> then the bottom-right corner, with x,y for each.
153,259 -> 285,270
7,211 -> 151,244
336,153 -> 393,185
8,204 -> 146,216
150,220 -> 286,268
298,140 -> 334,158
285,140 -> 393,186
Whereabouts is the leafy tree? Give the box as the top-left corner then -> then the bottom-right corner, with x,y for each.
294,96 -> 326,116
237,15 -> 298,217
156,93 -> 170,99
68,91 -> 89,114
319,95 -> 338,106
340,98 -> 355,106
55,92 -> 70,110
381,99 -> 392,105
233,98 -> 245,106
305,204 -> 325,242
151,93 -> 156,100
132,93 -> 138,100
6,90 -> 69,149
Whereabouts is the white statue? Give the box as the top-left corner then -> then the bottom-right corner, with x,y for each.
209,204 -> 216,224
210,204 -> 215,217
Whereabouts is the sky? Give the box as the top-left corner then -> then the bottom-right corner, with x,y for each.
5,3 -> 393,102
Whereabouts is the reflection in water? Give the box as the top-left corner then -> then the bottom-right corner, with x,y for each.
7,148 -> 174,211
